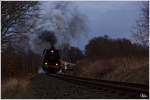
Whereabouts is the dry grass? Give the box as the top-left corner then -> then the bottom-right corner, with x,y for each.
102,57 -> 149,84
1,77 -> 32,99
75,57 -> 149,85
75,59 -> 116,79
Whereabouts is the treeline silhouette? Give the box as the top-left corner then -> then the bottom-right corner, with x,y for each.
61,46 -> 84,63
1,44 -> 40,80
1,44 -> 84,79
2,35 -> 148,80
85,35 -> 148,60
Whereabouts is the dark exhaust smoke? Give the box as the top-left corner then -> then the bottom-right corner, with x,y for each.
27,2 -> 88,55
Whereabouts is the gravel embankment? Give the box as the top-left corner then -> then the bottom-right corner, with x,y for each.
25,74 -> 129,99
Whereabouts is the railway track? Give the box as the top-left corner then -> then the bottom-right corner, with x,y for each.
47,73 -> 149,99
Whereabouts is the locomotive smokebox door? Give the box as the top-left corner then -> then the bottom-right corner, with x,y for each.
42,46 -> 62,73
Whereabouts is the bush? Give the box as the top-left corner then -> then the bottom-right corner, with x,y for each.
85,35 -> 148,59
74,57 -> 149,84
74,59 -> 116,79
61,46 -> 84,63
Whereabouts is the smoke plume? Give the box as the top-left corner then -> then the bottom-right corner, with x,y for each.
28,1 -> 88,55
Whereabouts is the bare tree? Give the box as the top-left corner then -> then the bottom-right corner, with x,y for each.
1,1 -> 40,51
133,2 -> 149,47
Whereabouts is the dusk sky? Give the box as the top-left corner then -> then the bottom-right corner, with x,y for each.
41,1 -> 143,50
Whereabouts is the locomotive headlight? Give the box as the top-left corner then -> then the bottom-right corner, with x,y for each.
56,63 -> 58,66
51,50 -> 54,53
45,62 -> 48,65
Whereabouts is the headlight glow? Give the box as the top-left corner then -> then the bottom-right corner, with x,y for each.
56,63 -> 58,66
45,62 -> 48,65
51,50 -> 54,53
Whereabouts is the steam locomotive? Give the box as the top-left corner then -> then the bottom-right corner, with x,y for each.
42,47 -> 63,73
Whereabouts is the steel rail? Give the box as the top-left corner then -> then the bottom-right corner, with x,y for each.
47,73 -> 149,99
